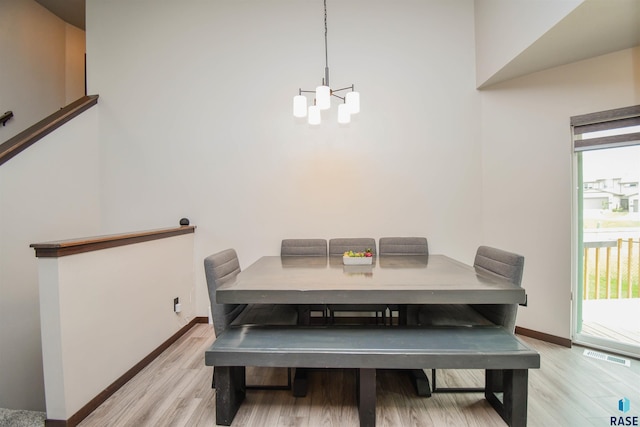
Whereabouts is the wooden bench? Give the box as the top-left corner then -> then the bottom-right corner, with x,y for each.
205,325 -> 540,427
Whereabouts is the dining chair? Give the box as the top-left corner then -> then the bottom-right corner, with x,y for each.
281,238 -> 327,256
328,238 -> 377,256
327,238 -> 386,324
379,237 -> 428,256
204,248 -> 298,390
379,237 -> 429,323
418,245 -> 525,393
281,239 -> 328,323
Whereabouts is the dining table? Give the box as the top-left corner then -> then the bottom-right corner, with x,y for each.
215,254 -> 528,397
215,254 -> 526,320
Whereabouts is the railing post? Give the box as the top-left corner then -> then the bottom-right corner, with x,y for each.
617,239 -> 623,298
584,247 -> 589,299
628,238 -> 633,298
594,247 -> 600,299
605,247 -> 611,299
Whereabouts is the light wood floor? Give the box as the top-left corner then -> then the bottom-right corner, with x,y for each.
78,323 -> 640,427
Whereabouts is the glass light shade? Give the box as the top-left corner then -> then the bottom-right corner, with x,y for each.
316,85 -> 331,110
308,105 -> 321,125
293,95 -> 307,117
338,103 -> 351,124
345,91 -> 360,114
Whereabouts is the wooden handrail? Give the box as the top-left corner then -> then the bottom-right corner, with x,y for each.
31,225 -> 196,258
0,95 -> 99,166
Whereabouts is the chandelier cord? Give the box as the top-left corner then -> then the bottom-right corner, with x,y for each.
324,0 -> 329,86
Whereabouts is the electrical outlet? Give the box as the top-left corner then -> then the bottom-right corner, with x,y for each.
174,297 -> 179,313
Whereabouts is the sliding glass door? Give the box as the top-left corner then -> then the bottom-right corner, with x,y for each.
572,107 -> 640,358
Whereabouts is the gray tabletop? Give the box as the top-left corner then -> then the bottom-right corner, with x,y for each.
216,255 -> 526,305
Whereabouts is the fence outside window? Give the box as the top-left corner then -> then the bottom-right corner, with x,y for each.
583,238 -> 639,299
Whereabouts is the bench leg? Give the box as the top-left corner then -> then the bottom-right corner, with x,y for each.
485,369 -> 528,427
215,366 -> 246,426
357,368 -> 376,427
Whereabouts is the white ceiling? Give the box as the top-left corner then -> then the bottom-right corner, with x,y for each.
480,0 -> 640,88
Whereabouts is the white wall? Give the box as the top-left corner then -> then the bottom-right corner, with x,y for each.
479,46 -> 640,339
38,233 -> 195,420
86,0 -> 484,316
0,0 -> 80,141
65,24 -> 86,104
0,107 -> 102,410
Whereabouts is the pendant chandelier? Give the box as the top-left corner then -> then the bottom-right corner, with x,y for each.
292,0 -> 360,125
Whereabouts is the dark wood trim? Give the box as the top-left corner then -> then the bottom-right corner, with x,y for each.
0,95 -> 99,166
45,316 -> 209,427
31,225 -> 196,258
515,326 -> 572,348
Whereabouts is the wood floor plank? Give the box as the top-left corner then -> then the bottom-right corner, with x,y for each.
77,324 -> 639,427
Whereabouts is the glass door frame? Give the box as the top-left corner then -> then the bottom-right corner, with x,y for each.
571,143 -> 639,359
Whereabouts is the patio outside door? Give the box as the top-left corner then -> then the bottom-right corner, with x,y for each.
572,107 -> 640,359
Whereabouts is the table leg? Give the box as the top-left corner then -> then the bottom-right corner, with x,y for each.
215,366 -> 246,426
297,305 -> 311,326
358,368 -> 376,427
398,305 -> 408,325
293,368 -> 309,397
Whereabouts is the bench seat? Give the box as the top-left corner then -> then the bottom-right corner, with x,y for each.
206,325 -> 540,427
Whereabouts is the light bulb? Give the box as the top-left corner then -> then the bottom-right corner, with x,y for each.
308,105 -> 321,125
346,91 -> 360,114
338,103 -> 351,124
293,95 -> 307,117
316,86 -> 330,110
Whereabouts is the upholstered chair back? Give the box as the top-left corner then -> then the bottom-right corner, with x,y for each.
379,237 -> 428,256
471,246 -> 525,332
204,248 -> 246,336
329,238 -> 377,256
281,239 -> 327,256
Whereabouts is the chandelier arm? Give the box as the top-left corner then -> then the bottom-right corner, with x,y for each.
331,93 -> 345,101
331,85 -> 355,93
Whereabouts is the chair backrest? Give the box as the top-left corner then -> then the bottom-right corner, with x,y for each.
281,239 -> 327,256
471,246 -> 525,332
328,238 -> 377,256
379,237 -> 428,256
474,246 -> 524,286
203,248 -> 246,336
